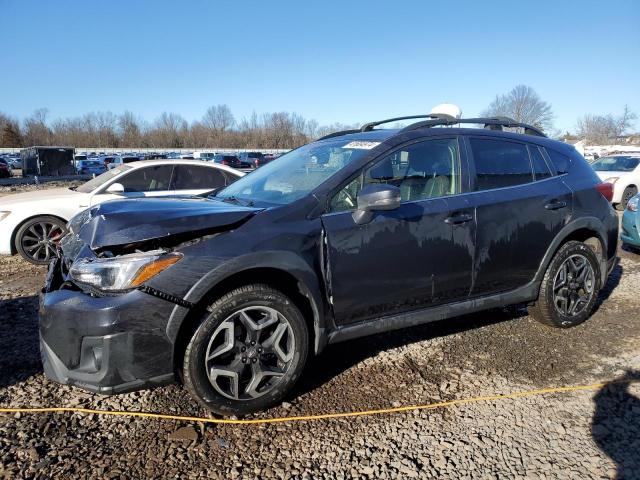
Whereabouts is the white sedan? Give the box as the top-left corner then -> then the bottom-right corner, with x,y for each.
592,155 -> 640,210
0,160 -> 243,264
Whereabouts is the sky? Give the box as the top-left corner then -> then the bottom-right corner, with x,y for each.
1,0 -> 639,133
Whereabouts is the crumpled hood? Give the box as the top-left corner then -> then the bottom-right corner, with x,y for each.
70,196 -> 261,250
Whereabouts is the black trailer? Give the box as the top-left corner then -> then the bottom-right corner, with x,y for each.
20,146 -> 76,177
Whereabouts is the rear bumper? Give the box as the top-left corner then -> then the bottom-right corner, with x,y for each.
39,286 -> 177,394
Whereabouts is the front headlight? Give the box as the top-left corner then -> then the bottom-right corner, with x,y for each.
0,211 -> 11,222
603,177 -> 619,184
628,195 -> 639,212
69,251 -> 182,292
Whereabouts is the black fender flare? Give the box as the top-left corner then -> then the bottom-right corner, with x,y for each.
165,251 -> 330,354
534,216 -> 610,287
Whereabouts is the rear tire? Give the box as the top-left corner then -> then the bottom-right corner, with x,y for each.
14,216 -> 67,265
529,241 -> 601,328
183,284 -> 308,416
616,186 -> 637,211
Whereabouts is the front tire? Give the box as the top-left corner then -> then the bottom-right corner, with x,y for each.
529,241 -> 601,328
15,216 -> 67,265
183,284 -> 308,416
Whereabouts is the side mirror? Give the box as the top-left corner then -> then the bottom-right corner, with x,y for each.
106,182 -> 125,195
352,184 -> 401,225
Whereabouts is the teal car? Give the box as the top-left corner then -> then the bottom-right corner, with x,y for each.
621,194 -> 640,249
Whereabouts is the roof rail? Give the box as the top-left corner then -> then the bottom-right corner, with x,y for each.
315,115 -> 546,142
360,113 -> 455,132
399,116 -> 547,137
316,129 -> 361,141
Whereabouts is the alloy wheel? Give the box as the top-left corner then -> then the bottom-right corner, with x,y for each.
552,254 -> 595,317
20,221 -> 65,263
204,306 -> 296,400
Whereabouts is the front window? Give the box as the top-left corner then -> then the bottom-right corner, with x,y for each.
591,156 -> 640,172
216,139 -> 375,205
331,138 -> 461,212
75,165 -> 132,193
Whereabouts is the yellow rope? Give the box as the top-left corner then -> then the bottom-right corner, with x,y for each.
0,379 -> 632,425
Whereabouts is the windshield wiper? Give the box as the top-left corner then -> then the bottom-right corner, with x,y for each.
221,195 -> 245,205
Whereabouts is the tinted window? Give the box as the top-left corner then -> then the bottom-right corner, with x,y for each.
172,165 -> 226,190
331,138 -> 461,211
470,138 -> 533,190
545,148 -> 571,175
118,165 -> 174,192
528,145 -> 553,180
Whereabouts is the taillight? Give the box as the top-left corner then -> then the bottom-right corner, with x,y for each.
595,182 -> 614,202
222,160 -> 229,165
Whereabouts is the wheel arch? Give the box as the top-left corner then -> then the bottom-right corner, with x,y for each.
10,213 -> 69,255
534,217 -> 609,288
168,253 -> 330,378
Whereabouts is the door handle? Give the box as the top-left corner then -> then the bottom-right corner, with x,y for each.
445,213 -> 473,225
544,200 -> 567,210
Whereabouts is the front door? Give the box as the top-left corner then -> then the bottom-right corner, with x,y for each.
321,137 -> 475,325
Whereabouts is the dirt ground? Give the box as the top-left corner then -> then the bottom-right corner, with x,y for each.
0,192 -> 638,478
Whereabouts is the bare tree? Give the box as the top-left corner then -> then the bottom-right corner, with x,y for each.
23,108 -> 53,145
202,105 -> 235,133
576,106 -> 637,145
118,111 -> 143,147
0,112 -> 23,147
482,85 -> 554,132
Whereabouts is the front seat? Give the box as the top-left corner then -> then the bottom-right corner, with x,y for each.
400,148 -> 451,201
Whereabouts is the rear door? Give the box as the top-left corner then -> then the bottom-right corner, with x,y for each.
465,136 -> 573,296
321,136 -> 475,325
171,164 -> 230,195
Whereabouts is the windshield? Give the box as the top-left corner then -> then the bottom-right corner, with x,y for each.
76,165 -> 132,193
592,156 -> 640,172
216,139 -> 378,205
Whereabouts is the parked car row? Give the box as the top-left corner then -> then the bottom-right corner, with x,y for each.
0,153 -> 22,175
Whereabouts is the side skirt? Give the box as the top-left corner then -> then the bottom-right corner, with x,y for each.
327,282 -> 539,345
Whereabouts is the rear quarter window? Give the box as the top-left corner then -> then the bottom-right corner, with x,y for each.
545,148 -> 571,175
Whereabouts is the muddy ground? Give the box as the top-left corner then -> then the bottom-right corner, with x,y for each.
0,190 -> 638,478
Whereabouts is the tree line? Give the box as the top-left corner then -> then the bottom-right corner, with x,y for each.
0,105 -> 357,150
0,89 -> 637,149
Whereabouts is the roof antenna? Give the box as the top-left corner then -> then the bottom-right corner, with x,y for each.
429,103 -> 462,120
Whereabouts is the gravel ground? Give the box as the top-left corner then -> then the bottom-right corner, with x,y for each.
0,205 -> 639,478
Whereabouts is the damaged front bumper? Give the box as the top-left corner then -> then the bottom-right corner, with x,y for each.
39,258 -> 179,394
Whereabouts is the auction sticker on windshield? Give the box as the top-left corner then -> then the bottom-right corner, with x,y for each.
342,141 -> 380,149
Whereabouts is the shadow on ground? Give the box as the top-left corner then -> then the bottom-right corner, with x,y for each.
592,370 -> 640,479
0,295 -> 43,389
293,305 -> 526,400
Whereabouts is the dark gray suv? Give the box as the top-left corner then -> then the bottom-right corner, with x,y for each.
40,115 -> 618,416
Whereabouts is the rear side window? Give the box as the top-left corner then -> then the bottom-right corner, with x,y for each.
172,165 -> 227,190
545,148 -> 571,175
528,145 -> 553,180
469,138 -> 533,190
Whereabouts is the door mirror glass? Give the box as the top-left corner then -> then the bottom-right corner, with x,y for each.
106,182 -> 125,194
352,184 -> 401,224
